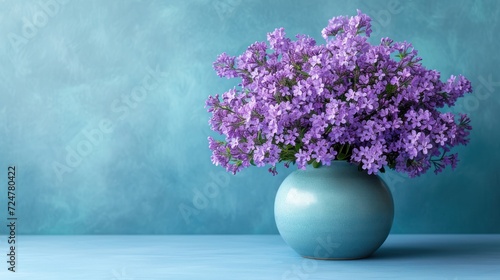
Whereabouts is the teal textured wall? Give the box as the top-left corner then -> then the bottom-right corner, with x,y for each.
0,0 -> 499,234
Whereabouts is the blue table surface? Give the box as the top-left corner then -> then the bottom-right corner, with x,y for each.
0,234 -> 499,279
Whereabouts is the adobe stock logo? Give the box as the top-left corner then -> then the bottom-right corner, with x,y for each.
179,171 -> 230,225
454,74 -> 500,113
52,65 -> 168,182
364,0 -> 403,38
281,234 -> 341,280
212,0 -> 242,21
110,267 -> 135,280
7,0 -> 70,53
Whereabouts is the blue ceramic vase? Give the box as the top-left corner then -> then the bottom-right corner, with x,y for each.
274,161 -> 394,259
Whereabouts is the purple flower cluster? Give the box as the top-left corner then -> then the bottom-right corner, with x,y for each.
206,10 -> 472,177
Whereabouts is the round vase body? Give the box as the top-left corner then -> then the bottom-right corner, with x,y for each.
274,161 -> 394,259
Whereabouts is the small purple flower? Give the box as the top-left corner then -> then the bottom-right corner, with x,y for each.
296,149 -> 311,170
213,53 -> 237,78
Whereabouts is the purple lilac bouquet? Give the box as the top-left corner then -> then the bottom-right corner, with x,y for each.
206,10 -> 472,177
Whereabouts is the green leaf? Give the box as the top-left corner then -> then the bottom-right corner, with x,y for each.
336,143 -> 351,160
385,84 -> 397,97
